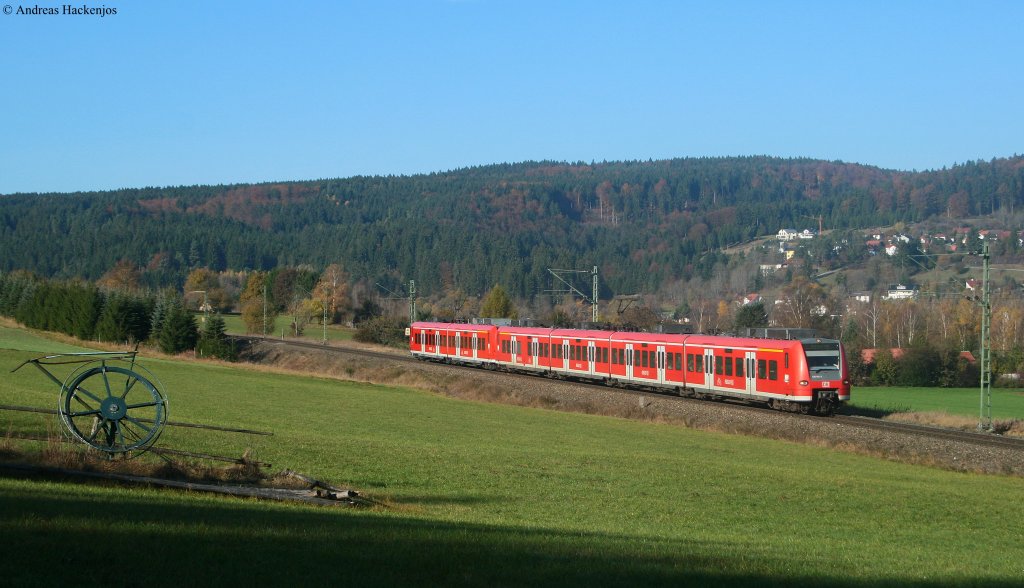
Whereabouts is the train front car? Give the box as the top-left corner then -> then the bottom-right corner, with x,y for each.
793,338 -> 850,415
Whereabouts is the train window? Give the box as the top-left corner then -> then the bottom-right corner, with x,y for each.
675,353 -> 682,371
735,358 -> 744,377
687,354 -> 694,372
757,359 -> 767,379
784,353 -> 789,369
769,360 -> 778,381
601,347 -> 608,363
659,352 -> 665,369
715,356 -> 723,375
725,358 -> 733,376
695,355 -> 703,373
639,350 -> 646,368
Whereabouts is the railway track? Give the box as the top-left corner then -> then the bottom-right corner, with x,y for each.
238,335 -> 1024,452
832,414 -> 1024,451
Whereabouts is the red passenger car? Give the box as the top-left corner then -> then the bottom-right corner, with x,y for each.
410,322 -> 849,415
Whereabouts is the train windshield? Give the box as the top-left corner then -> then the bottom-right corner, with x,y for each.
802,341 -> 842,372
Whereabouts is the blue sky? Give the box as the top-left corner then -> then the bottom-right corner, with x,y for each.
1,0 -> 1021,194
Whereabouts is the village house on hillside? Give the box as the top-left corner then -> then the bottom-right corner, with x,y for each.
883,284 -> 919,300
777,228 -> 799,241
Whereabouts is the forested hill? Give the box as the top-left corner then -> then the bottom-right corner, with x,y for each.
2,156 -> 1023,299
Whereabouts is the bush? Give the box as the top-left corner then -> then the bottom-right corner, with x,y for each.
354,316 -> 409,348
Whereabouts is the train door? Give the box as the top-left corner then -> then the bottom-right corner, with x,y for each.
531,339 -> 540,369
587,342 -> 596,376
657,345 -> 666,385
745,351 -> 757,395
472,333 -> 479,360
703,348 -> 715,391
509,335 -> 519,366
625,343 -> 635,381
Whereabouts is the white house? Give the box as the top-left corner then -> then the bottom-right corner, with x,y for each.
850,291 -> 872,304
884,284 -> 919,300
777,228 -> 799,241
798,229 -> 816,239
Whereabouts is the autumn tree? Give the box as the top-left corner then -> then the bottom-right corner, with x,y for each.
775,276 -> 828,328
97,259 -> 141,292
183,267 -> 229,312
311,263 -> 351,324
240,272 -> 276,335
480,284 -> 517,319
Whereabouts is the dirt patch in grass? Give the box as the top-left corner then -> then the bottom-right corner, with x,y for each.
1,433 -> 269,485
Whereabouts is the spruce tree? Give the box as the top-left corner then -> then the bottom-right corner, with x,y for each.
157,299 -> 198,354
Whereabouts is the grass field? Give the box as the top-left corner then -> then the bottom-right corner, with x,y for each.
2,324 -> 1024,586
210,312 -> 356,343
847,385 -> 1024,420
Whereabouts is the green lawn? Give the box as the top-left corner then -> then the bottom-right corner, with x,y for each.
211,312 -> 355,343
2,324 -> 1024,586
848,386 -> 1024,420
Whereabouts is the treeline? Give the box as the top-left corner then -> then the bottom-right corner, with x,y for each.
0,271 -> 235,360
2,156 -> 1023,300
847,347 -> 980,388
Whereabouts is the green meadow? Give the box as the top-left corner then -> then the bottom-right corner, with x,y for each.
848,386 -> 1024,420
213,312 -> 355,343
2,324 -> 1023,587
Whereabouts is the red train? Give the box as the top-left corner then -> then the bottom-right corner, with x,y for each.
409,321 -> 850,415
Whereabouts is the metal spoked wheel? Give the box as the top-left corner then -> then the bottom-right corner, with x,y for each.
58,361 -> 168,455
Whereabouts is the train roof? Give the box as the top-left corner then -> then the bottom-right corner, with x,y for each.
608,331 -> 685,343
548,328 -> 617,339
683,334 -> 807,350
496,326 -> 556,336
411,322 -> 495,332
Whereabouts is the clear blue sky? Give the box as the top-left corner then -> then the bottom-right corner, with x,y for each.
1,0 -> 1021,194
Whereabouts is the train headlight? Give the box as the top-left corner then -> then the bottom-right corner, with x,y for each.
799,380 -> 809,386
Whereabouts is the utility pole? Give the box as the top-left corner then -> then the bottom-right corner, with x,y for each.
978,242 -> 992,432
410,280 -> 417,323
375,279 -> 417,322
262,284 -> 268,338
546,267 -> 600,323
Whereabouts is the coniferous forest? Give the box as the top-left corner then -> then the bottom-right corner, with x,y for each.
5,155 -> 1024,382
3,156 -> 1023,300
